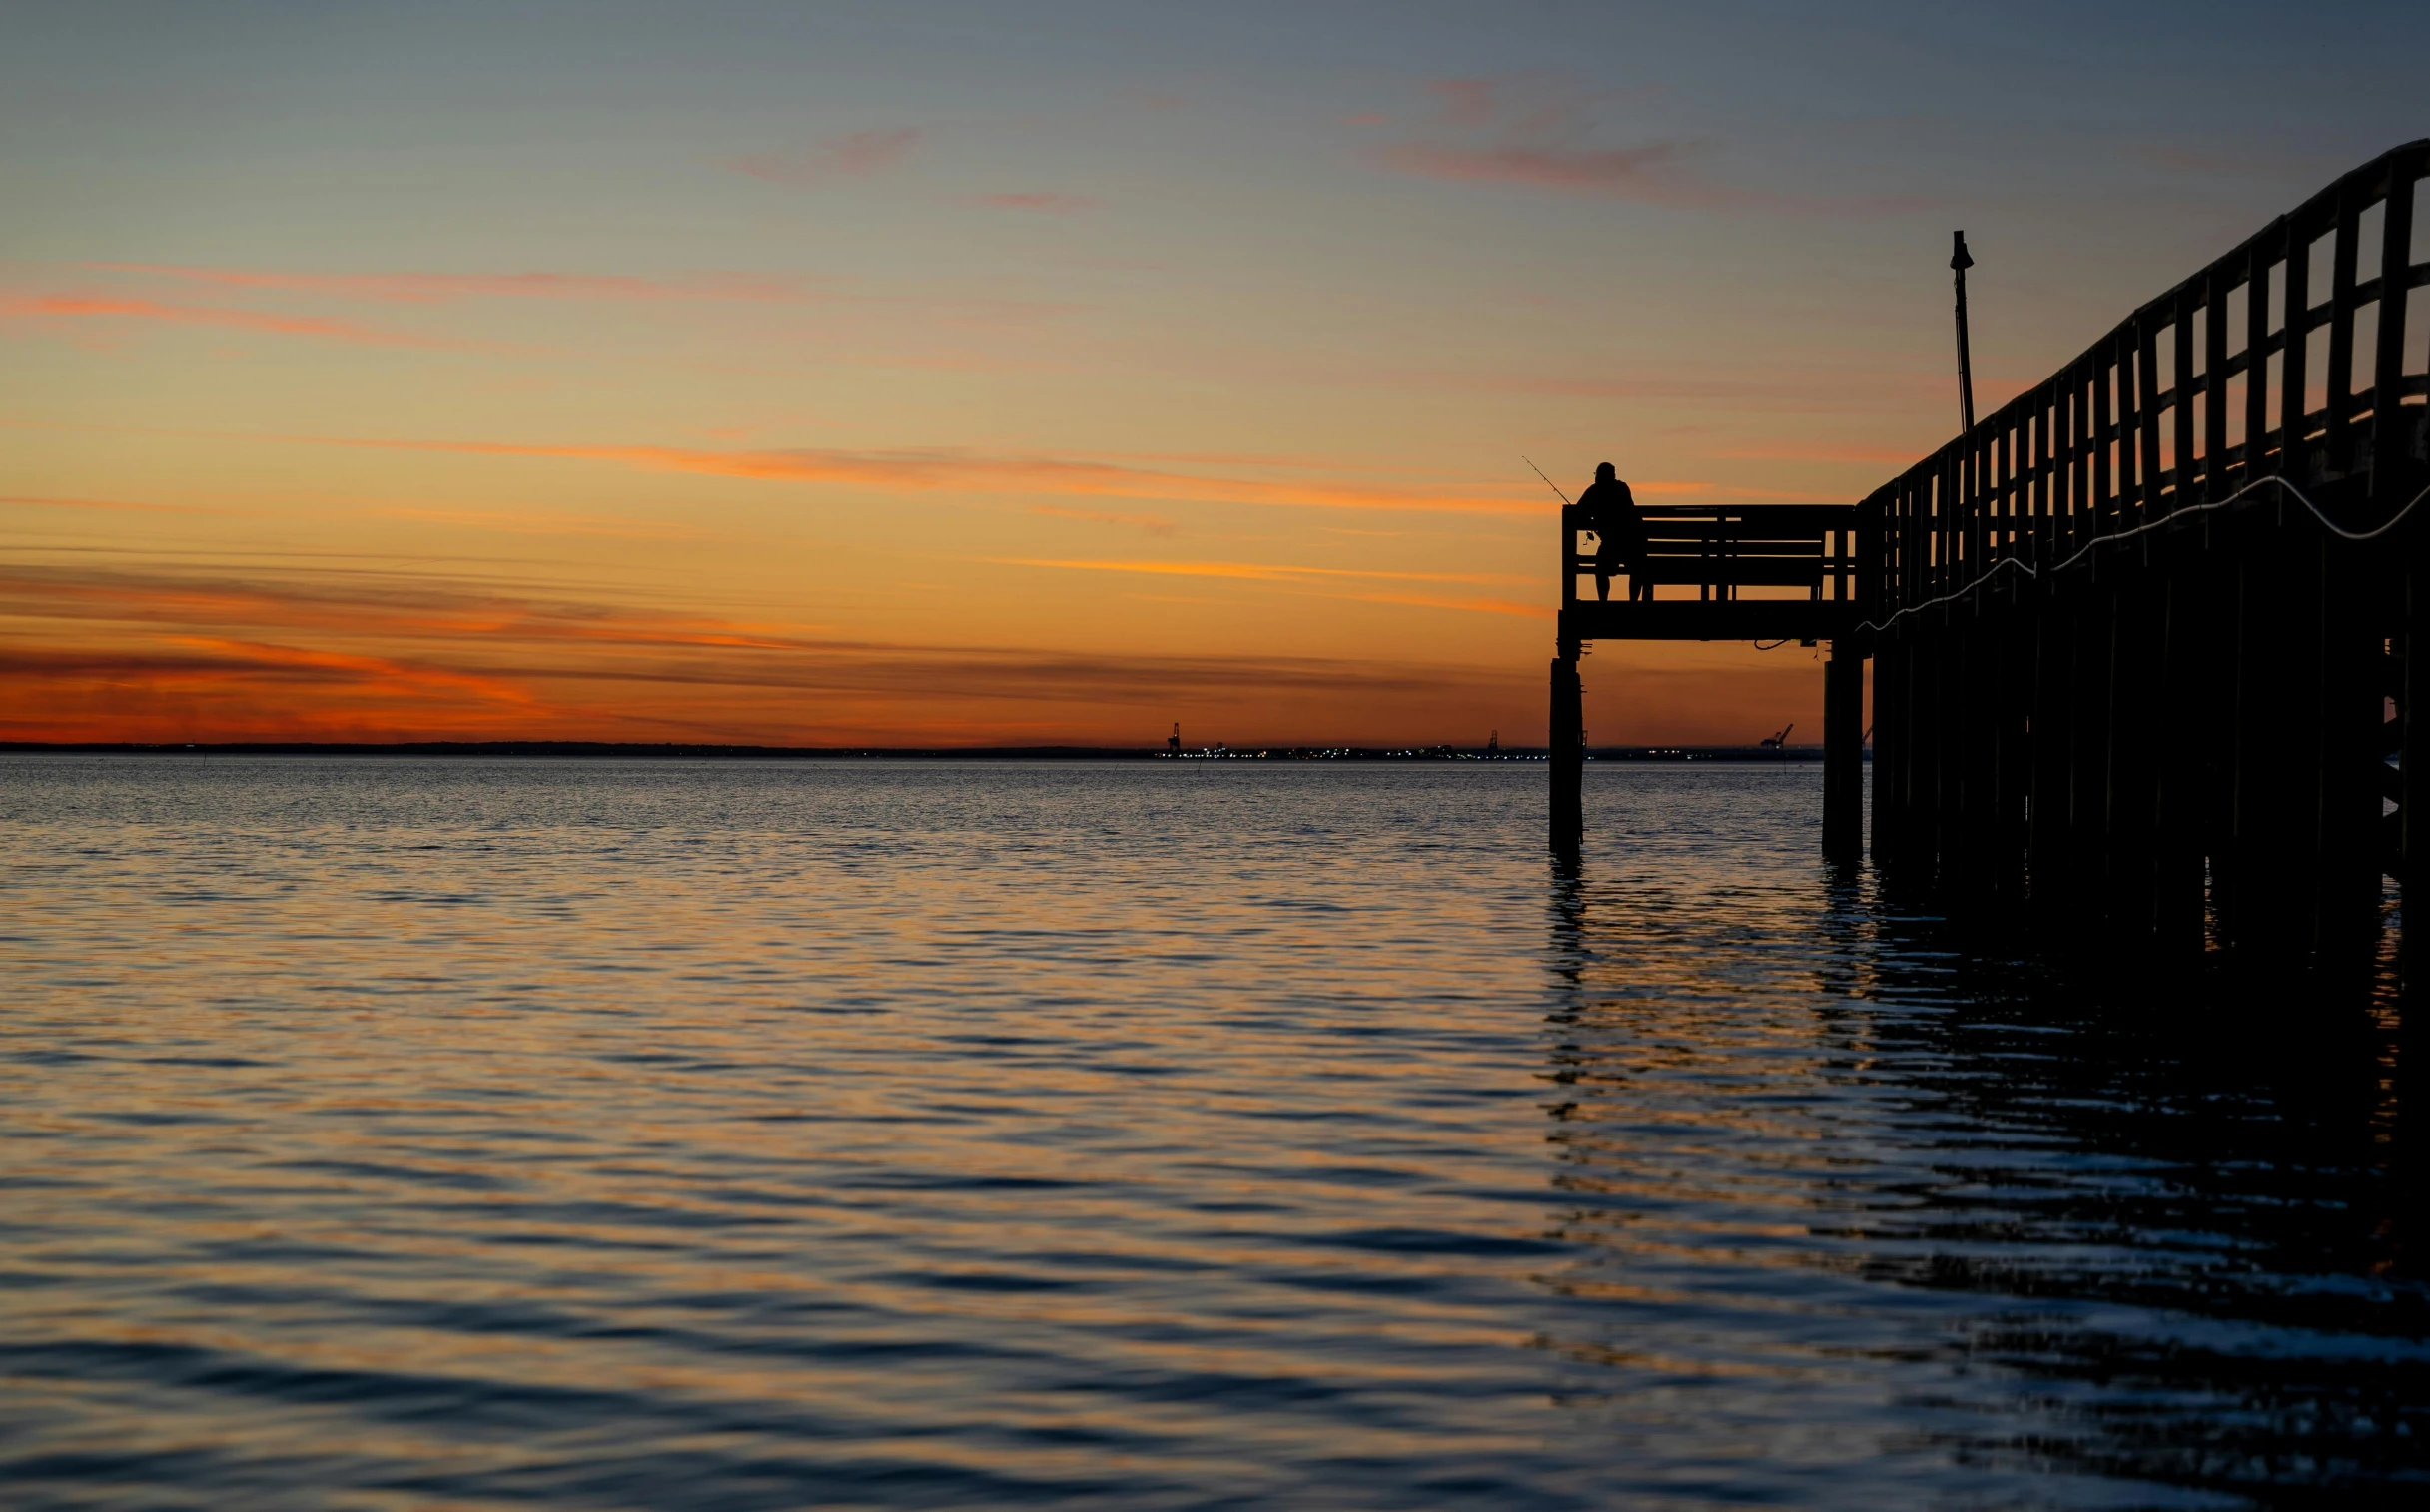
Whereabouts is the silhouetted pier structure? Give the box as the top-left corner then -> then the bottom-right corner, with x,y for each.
1554,140 -> 2430,958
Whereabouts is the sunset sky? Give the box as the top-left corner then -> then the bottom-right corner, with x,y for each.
5,1 -> 2423,746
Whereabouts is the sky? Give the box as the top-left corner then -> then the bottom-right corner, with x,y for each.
3,1 -> 2424,747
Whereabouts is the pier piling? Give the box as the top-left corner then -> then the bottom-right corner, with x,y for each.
1550,647 -> 1582,849
1822,647 -> 1864,861
1548,140 -> 2429,966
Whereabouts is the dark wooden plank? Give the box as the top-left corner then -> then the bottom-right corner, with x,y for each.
2093,345 -> 2115,534
2204,278 -> 2231,500
2027,589 -> 2071,907
2370,153 -> 2418,504
2152,553 -> 2206,946
2136,315 -> 2165,520
1871,638 -> 1904,864
2174,289 -> 2197,509
2068,364 -> 2088,557
2246,232 -> 2273,483
1560,601 -> 1862,643
1549,652 -> 1582,848
1822,650 -> 1864,861
2282,222 -> 2312,480
2326,185 -> 2362,474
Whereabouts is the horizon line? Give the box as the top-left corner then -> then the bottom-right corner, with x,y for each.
0,739 -> 1838,760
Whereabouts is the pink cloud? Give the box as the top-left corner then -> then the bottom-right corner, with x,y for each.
1426,79 -> 1499,129
727,127 -> 923,188
1382,140 -> 1697,199
0,293 -> 427,346
88,264 -> 820,304
1380,76 -> 1925,217
976,192 -> 1099,213
1380,139 -> 1927,214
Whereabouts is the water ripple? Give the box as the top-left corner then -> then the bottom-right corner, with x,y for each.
0,755 -> 2422,1508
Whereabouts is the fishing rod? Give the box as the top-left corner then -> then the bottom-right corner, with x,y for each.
1521,455 -> 1572,506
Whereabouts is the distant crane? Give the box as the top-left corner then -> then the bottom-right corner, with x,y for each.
1760,724 -> 1794,749
1169,722 -> 1182,755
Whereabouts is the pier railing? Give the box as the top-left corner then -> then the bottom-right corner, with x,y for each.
1561,503 -> 1869,608
1865,139 -> 2429,623
1857,140 -> 2430,955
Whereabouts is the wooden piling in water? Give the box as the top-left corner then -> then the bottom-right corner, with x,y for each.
1551,143 -> 2425,966
1822,647 -> 1864,861
1870,638 -> 1906,866
1550,648 -> 1582,850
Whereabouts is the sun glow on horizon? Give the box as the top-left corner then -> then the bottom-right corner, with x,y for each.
4,2 -> 2409,745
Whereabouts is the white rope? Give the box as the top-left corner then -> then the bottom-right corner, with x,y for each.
1853,472 -> 2430,636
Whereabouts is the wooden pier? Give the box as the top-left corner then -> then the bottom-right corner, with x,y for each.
1553,140 -> 2430,959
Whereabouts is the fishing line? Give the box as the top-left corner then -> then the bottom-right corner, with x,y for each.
1522,456 -> 1573,507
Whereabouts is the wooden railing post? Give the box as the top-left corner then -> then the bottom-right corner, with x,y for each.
1836,141 -> 2423,961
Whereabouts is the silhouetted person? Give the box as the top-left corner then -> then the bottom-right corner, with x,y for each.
1576,463 -> 1648,602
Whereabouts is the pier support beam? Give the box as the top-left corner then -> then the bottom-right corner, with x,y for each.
1823,645 -> 1864,861
2405,565 -> 2429,991
1551,644 -> 1583,849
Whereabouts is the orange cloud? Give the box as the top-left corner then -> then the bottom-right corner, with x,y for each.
1708,440 -> 1934,465
0,635 -> 567,744
366,505 -> 719,541
175,635 -> 544,706
313,435 -> 1545,517
1029,505 -> 1177,535
0,561 -> 1550,745
999,559 -> 1551,620
0,294 -> 425,346
1349,592 -> 1552,620
0,493 -> 233,516
997,558 -> 1524,587
728,128 -> 923,187
0,562 -> 818,653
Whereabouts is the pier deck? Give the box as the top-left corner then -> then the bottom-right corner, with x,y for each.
1551,139 -> 2430,960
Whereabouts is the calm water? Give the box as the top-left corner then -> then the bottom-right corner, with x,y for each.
1,756 -> 2423,1510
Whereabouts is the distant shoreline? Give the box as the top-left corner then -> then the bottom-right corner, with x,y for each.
0,740 -> 1838,762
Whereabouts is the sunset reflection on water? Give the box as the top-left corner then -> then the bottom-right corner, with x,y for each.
1,757 -> 2421,1507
